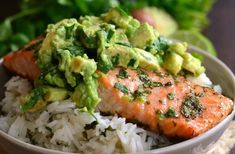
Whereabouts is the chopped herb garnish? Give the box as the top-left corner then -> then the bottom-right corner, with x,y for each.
111,54 -> 120,67
139,74 -> 153,88
116,42 -> 132,47
165,108 -> 177,118
195,93 -> 205,97
101,126 -> 115,137
136,68 -> 145,75
21,88 -> 44,112
156,108 -> 177,120
167,93 -> 175,100
45,126 -> 53,134
132,85 -> 150,102
117,69 -> 129,79
97,58 -> 112,73
165,82 -> 173,87
82,131 -> 88,139
114,82 -> 129,94
139,74 -> 163,88
127,58 -> 137,67
106,29 -> 115,42
152,82 -> 163,87
155,71 -> 165,77
84,121 -> 98,130
156,111 -> 167,120
181,95 -> 203,119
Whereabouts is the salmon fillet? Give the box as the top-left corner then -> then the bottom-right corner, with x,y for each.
2,50 -> 234,139
3,36 -> 43,80
98,68 -> 233,139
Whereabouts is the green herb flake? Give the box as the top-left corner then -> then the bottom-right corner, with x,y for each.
195,92 -> 204,97
101,126 -> 115,137
156,108 -> 177,120
181,95 -> 203,119
157,111 -> 166,120
111,54 -> 120,67
116,42 -> 132,47
165,108 -> 177,118
164,82 -> 173,87
155,71 -> 165,77
116,69 -> 129,79
82,131 -> 88,139
167,93 -> 175,100
127,58 -> 137,67
45,126 -> 53,133
152,82 -> 163,87
84,121 -> 98,130
132,85 -> 150,102
114,82 -> 129,94
21,88 -> 44,112
97,58 -> 112,73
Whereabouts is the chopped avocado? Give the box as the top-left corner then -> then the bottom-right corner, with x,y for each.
44,72 -> 66,88
77,16 -> 107,49
38,19 -> 80,69
134,48 -> 160,70
145,36 -> 169,56
163,52 -> 183,75
56,49 -> 77,87
99,44 -> 139,71
114,29 -> 130,46
28,100 -> 47,113
130,23 -> 156,49
168,42 -> 187,56
102,7 -> 140,36
21,88 -> 45,112
44,87 -> 68,102
31,8 -> 205,114
71,55 -> 97,76
71,76 -> 100,112
182,53 -> 205,76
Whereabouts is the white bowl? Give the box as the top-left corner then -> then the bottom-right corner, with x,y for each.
0,45 -> 234,154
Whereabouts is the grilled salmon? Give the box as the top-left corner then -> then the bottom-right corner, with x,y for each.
2,48 -> 234,139
3,36 -> 43,80
98,68 -> 233,138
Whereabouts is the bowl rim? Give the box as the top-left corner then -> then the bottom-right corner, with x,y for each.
0,45 -> 234,154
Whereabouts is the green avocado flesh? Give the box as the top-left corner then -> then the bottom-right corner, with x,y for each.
21,8 -> 205,112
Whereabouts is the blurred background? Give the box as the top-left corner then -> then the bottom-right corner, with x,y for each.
0,0 -> 234,73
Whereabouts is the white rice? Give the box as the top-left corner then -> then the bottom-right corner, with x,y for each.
0,76 -> 170,153
188,73 -> 222,93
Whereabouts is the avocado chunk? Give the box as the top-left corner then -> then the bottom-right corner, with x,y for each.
98,44 -> 139,72
44,87 -> 68,102
44,71 -> 66,88
78,16 -> 115,48
38,19 -> 80,69
168,42 -> 187,56
71,76 -> 100,112
71,55 -> 97,76
114,29 -> 130,46
163,52 -> 183,75
182,53 -> 205,76
130,23 -> 157,49
102,7 -> 140,36
21,88 -> 46,112
134,48 -> 160,70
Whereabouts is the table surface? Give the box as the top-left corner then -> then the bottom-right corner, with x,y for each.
204,0 -> 235,74
0,0 -> 235,154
